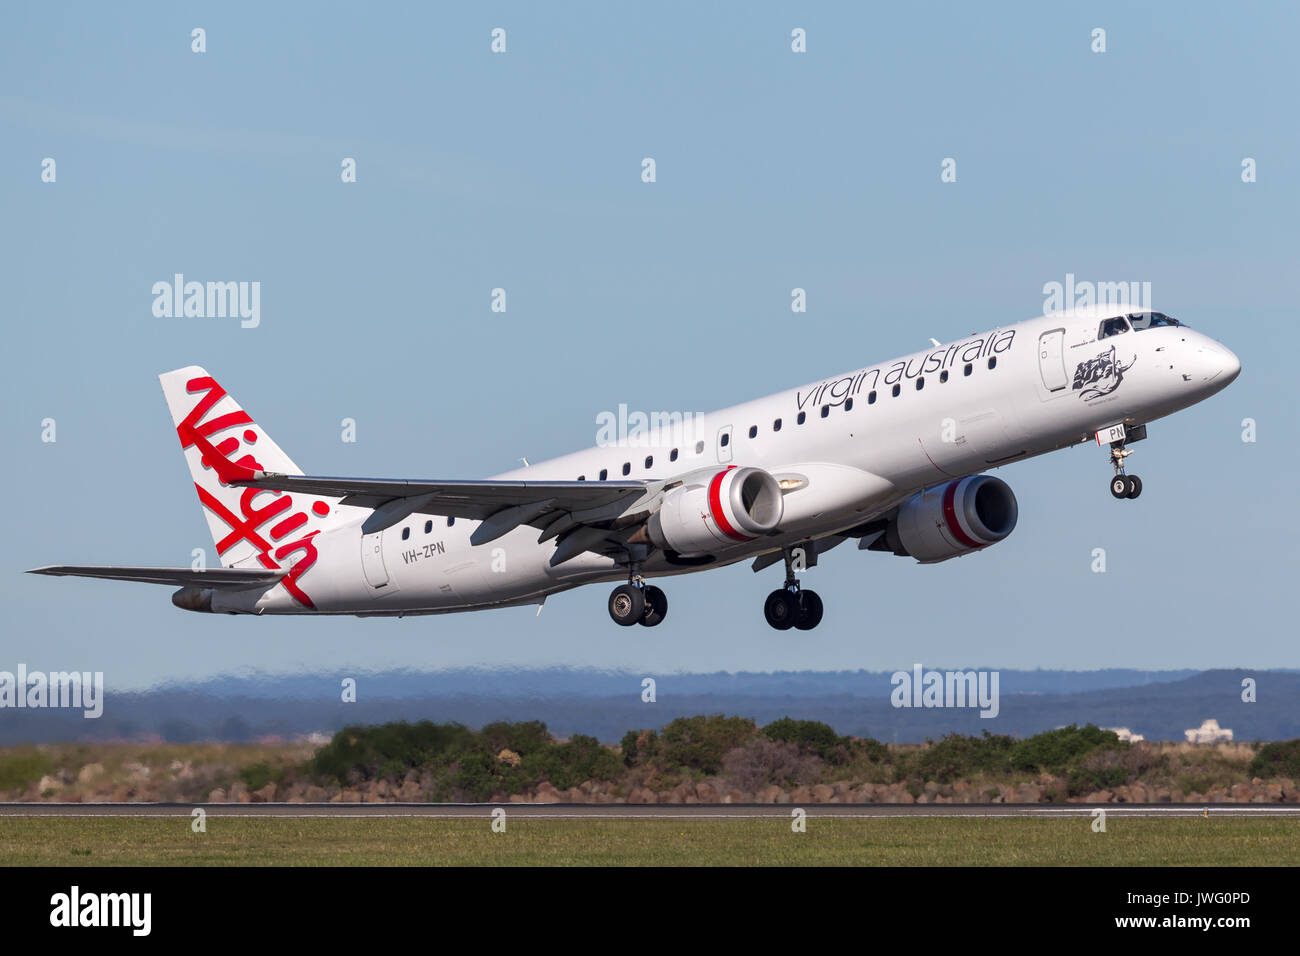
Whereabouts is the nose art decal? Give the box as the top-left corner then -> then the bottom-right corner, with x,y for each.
1071,345 -> 1135,401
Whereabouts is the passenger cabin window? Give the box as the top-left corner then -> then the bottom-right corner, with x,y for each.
963,363 -> 972,376
401,527 -> 410,540
622,462 -> 631,475
820,405 -> 829,418
644,456 -> 653,469
425,520 -> 433,534
720,433 -> 729,447
670,448 -> 678,462
916,377 -> 924,390
1127,311 -> 1181,331
577,475 -> 585,481
844,397 -> 853,411
695,441 -> 704,454
447,517 -> 455,526
748,425 -> 757,438
987,357 -> 997,370
891,384 -> 901,397
940,370 -> 949,383
797,411 -> 806,425
773,418 -> 782,432
1098,316 -> 1131,339
599,469 -> 608,481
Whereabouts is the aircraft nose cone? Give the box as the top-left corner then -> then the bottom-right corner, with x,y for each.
1220,346 -> 1242,385
1194,341 -> 1240,390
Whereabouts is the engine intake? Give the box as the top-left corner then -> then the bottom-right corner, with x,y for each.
647,466 -> 783,557
878,474 -> 1018,563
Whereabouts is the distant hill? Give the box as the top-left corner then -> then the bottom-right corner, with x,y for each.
184,667 -> 1202,700
2,667 -> 1296,745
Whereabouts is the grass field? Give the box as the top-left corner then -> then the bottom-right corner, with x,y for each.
1,817 -> 1296,865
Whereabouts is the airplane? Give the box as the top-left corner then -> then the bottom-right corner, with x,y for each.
28,303 -> 1240,631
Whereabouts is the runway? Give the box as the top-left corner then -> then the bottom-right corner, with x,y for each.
2,802 -> 1297,819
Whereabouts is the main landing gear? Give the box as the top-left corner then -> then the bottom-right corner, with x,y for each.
763,546 -> 824,631
1107,439 -> 1143,500
608,575 -> 668,628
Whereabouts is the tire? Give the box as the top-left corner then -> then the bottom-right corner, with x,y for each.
640,585 -> 668,627
1110,475 -> 1129,499
764,589 -> 797,630
1126,475 -> 1143,499
608,584 -> 645,626
794,590 -> 824,630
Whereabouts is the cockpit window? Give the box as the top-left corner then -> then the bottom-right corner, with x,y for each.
1098,316 -> 1130,338
1126,311 -> 1181,331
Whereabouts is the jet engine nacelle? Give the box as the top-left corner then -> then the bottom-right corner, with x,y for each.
646,465 -> 784,557
879,474 -> 1018,563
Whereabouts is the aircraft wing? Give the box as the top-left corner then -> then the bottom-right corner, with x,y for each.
185,427 -> 652,553
241,471 -> 650,543
235,474 -> 646,517
25,565 -> 286,589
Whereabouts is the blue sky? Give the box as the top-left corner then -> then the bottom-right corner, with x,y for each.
2,2 -> 1297,689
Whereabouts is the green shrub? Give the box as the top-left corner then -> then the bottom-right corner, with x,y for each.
0,751 -> 54,792
1067,749 -> 1128,795
312,721 -> 478,784
526,734 -> 621,791
659,715 -> 759,775
239,761 -> 274,791
448,750 -> 502,802
905,732 -> 1016,783
480,720 -> 553,757
852,737 -> 890,764
763,718 -> 851,763
1010,724 -> 1122,774
620,729 -> 659,766
1248,739 -> 1300,780
436,733 -> 622,798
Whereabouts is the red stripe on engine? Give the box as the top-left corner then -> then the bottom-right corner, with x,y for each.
941,479 -> 985,550
708,467 -> 753,542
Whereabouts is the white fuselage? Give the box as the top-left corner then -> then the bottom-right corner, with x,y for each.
218,308 -> 1239,616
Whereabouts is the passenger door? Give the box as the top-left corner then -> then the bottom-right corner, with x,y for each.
360,530 -> 391,590
1038,328 -> 1068,393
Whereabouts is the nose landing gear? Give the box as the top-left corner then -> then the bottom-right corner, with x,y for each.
1109,472 -> 1143,499
1107,440 -> 1143,499
763,546 -> 824,630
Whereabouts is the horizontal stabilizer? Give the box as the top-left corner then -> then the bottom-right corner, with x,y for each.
26,565 -> 286,589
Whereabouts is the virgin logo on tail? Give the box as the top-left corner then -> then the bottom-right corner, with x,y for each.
177,376 -> 330,608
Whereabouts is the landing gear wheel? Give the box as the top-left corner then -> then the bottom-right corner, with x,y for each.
608,584 -> 645,626
794,590 -> 824,631
1110,475 -> 1129,499
1125,475 -> 1143,499
640,585 -> 668,627
764,589 -> 798,630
